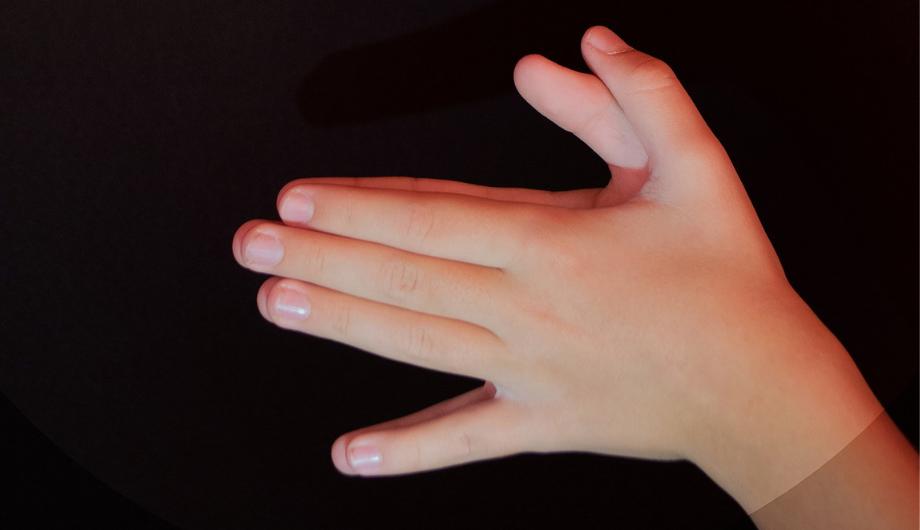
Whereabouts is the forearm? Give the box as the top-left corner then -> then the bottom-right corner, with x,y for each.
750,410 -> 918,530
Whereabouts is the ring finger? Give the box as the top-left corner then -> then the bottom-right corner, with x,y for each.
257,277 -> 509,381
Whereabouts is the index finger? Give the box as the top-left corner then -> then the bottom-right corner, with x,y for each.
276,183 -> 539,268
277,176 -> 603,208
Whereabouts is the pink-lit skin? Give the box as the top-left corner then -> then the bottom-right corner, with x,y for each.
232,25 -> 917,526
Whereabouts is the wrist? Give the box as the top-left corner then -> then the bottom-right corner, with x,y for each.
683,290 -> 883,513
751,410 -> 919,529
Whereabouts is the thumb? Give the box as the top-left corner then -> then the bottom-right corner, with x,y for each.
581,25 -> 732,203
513,53 -> 648,170
513,53 -> 653,204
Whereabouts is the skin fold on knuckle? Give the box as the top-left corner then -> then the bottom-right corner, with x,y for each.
527,214 -> 584,275
401,202 -> 437,249
570,99 -> 617,138
505,206 -> 569,269
379,257 -> 424,303
293,237 -> 328,277
402,325 -> 437,365
625,54 -> 680,95
329,301 -> 353,338
340,193 -> 359,232
412,437 -> 424,471
458,432 -> 473,459
497,236 -> 583,339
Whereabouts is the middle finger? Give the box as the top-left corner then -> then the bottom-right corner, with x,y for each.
233,220 -> 508,330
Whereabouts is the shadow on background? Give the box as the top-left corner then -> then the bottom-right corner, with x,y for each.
0,0 -> 915,529
298,0 -> 629,126
296,0 -> 773,126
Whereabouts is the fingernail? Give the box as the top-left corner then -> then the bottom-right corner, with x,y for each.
279,189 -> 315,224
348,444 -> 382,473
243,231 -> 284,268
587,26 -> 632,54
273,286 -> 311,320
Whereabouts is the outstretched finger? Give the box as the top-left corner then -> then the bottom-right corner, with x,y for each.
513,52 -> 653,205
513,53 -> 647,170
274,183 -> 546,268
332,392 -> 530,476
257,277 -> 509,381
278,176 -> 603,209
330,381 -> 497,458
581,25 -> 732,203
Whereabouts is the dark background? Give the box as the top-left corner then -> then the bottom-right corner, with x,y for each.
1,1 -> 916,529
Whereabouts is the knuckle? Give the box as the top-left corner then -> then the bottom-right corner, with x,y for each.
299,243 -> 328,276
549,243 -> 585,275
518,208 -> 582,270
329,302 -> 353,337
674,139 -> 729,170
626,54 -> 679,94
379,258 -> 424,302
412,437 -> 423,469
340,197 -> 358,231
401,203 -> 437,247
504,206 -> 560,265
402,325 -> 436,361
571,100 -> 612,137
458,432 -> 473,458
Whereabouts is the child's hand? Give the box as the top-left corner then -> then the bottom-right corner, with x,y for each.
232,26 -> 883,513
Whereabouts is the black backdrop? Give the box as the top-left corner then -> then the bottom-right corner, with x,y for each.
1,1 -> 916,529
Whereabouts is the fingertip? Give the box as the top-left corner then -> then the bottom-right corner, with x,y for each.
256,283 -> 268,320
232,219 -> 264,264
257,277 -> 282,321
582,25 -> 634,57
512,54 -> 568,111
513,53 -> 563,94
513,53 -> 544,81
276,179 -> 310,213
331,434 -> 358,476
581,25 -> 604,47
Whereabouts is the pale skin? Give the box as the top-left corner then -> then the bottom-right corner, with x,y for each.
233,26 -> 918,527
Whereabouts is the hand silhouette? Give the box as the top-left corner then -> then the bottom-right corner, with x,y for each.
233,26 -> 897,518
